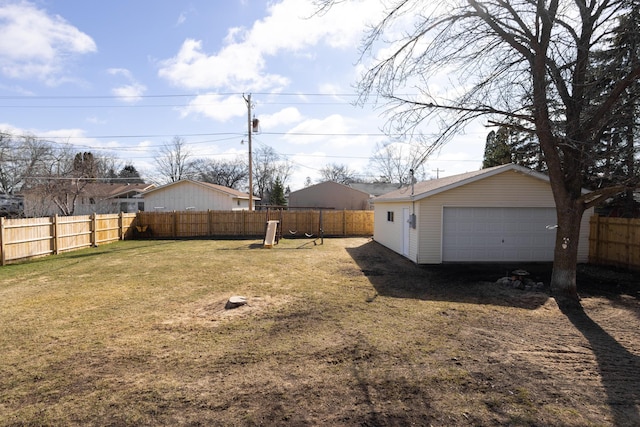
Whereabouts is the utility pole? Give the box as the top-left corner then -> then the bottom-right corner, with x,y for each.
243,94 -> 253,211
432,168 -> 445,179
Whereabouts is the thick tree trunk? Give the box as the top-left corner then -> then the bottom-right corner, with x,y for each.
549,199 -> 585,309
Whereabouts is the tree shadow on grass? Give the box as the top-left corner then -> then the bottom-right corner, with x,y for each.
345,239 -> 551,310
560,304 -> 640,426
576,264 -> 640,324
347,239 -> 640,425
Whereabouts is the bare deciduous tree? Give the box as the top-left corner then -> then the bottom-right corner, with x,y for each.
369,141 -> 427,184
321,0 -> 640,308
0,132 -> 52,194
318,163 -> 357,184
154,136 -> 195,183
252,145 -> 294,203
193,157 -> 248,190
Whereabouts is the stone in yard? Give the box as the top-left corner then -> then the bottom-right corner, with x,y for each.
225,296 -> 248,309
496,277 -> 512,286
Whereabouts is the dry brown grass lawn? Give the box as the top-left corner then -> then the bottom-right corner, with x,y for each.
0,237 -> 638,426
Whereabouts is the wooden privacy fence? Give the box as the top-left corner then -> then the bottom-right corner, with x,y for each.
136,210 -> 374,239
0,213 -> 137,265
589,215 -> 640,271
3,212 -> 638,270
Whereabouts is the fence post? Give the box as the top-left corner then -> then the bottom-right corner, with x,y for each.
91,213 -> 97,247
53,214 -> 59,255
343,210 -> 347,236
173,211 -> 178,238
0,217 -> 6,266
625,218 -> 631,270
591,214 -> 600,264
118,212 -> 123,240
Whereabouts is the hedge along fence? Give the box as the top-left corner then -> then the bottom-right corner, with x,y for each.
589,215 -> 640,271
135,209 -> 374,239
0,213 -> 137,265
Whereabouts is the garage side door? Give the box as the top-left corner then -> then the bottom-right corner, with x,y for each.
442,207 -> 557,262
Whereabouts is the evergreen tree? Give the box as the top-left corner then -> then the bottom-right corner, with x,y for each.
269,177 -> 287,207
482,128 -> 512,168
482,126 -> 545,171
73,152 -> 97,180
118,164 -> 144,184
584,5 -> 640,214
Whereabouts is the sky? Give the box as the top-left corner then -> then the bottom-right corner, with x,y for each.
0,0 -> 488,191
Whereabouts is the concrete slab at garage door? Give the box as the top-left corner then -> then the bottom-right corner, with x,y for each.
443,207 -> 557,262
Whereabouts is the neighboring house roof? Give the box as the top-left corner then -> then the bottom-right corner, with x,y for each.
290,181 -> 371,197
143,180 -> 259,200
20,182 -> 154,199
375,164 -> 553,202
83,183 -> 155,199
349,182 -> 403,197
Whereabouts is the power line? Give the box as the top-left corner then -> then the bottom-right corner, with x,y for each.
0,101 -> 363,108
0,91 -> 403,109
43,132 -> 243,140
35,131 -> 404,140
0,92 -> 368,100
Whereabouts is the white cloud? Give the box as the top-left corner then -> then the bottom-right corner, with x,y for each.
107,68 -> 146,102
158,38 -> 288,91
158,0 -> 383,92
86,116 -> 106,125
176,11 -> 187,26
256,107 -> 303,130
0,1 -> 96,83
179,93 -> 247,122
283,114 -> 352,145
0,122 -> 24,135
111,83 -> 146,101
0,123 -> 88,143
39,127 -> 87,140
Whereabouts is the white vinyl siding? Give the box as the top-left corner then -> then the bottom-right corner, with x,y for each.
144,181 -> 234,211
374,202 -> 419,263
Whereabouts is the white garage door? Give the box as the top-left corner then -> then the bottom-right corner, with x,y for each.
442,207 -> 557,262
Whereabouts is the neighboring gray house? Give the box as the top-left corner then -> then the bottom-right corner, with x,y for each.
373,164 -> 593,264
348,182 -> 403,209
142,180 -> 257,211
288,181 -> 371,210
349,182 -> 403,198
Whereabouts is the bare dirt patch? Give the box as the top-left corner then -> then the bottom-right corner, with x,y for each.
161,294 -> 296,328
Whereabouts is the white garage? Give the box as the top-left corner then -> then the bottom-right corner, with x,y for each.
442,207 -> 557,262
373,164 -> 592,264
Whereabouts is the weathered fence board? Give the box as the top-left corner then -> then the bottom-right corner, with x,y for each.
589,215 -> 640,271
